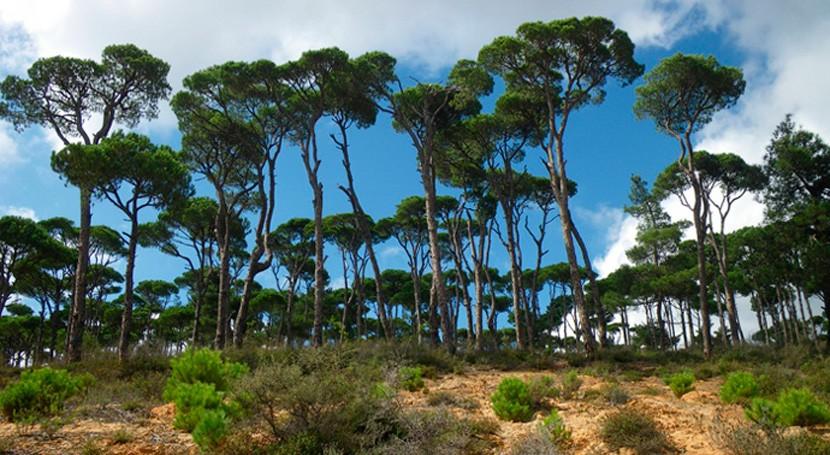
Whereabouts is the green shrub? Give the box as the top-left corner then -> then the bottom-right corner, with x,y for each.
602,383 -> 630,405
163,348 -> 247,401
233,347 -> 396,453
0,367 -> 92,422
540,409 -> 571,446
528,376 -> 559,406
745,397 -> 779,430
399,366 -> 425,392
773,388 -> 830,427
560,371 -> 582,399
664,370 -> 695,398
192,409 -> 230,451
491,378 -> 533,422
163,349 -> 247,451
600,408 -> 674,455
169,382 -> 224,431
720,371 -> 759,404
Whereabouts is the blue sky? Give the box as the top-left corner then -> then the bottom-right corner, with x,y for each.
1,0 -> 829,338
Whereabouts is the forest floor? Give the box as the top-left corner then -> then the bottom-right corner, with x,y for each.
4,364 -> 827,454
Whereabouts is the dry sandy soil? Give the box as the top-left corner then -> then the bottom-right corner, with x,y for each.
1,368 -> 827,454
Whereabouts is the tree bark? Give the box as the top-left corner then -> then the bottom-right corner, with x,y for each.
118,214 -> 139,362
67,187 -> 92,362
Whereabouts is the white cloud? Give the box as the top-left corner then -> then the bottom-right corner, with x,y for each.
574,205 -> 639,278
379,245 -> 403,259
0,123 -> 21,166
1,205 -> 37,220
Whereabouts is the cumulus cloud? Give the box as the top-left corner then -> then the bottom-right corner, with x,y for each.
593,0 -> 830,278
0,205 -> 37,220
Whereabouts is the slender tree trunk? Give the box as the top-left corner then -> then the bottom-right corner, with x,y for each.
421,154 -> 453,351
335,125 -> 391,340
213,196 -> 233,350
569,218 -> 607,348
118,215 -> 139,362
67,187 -> 92,362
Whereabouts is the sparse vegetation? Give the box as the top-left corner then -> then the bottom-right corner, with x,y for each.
600,408 -> 675,454
399,366 -> 425,392
560,371 -> 582,399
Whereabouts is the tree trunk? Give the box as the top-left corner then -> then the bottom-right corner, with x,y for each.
421,155 -> 453,351
118,215 -> 139,362
691,186 -> 712,358
556,197 -> 594,354
569,217 -> 607,348
214,202 -> 232,349
67,187 -> 92,362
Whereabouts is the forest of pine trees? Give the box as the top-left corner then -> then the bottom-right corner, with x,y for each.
0,17 -> 827,369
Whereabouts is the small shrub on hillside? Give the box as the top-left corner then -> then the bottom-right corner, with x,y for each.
745,397 -> 780,431
233,347 -> 396,453
508,430 -> 562,455
756,367 -> 800,398
720,371 -> 759,404
0,368 -> 92,422
163,349 -> 246,452
560,371 -> 582,399
491,378 -> 533,422
170,382 -> 224,432
426,391 -> 479,410
163,348 -> 247,401
713,418 -> 830,455
600,408 -> 675,455
664,370 -> 695,398
540,409 -> 571,446
773,388 -> 830,427
369,408 -> 495,454
399,366 -> 425,392
192,409 -> 230,451
110,428 -> 133,444
745,388 -> 830,429
528,376 -> 559,405
602,383 -> 631,405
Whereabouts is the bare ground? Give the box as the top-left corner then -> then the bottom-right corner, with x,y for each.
2,368 -> 828,454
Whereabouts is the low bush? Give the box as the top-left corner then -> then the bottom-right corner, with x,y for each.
163,349 -> 247,451
773,388 -> 830,427
560,371 -> 582,399
399,366 -> 425,392
540,409 -> 571,446
527,375 -> 559,406
508,430 -> 562,455
600,408 -> 675,455
491,378 -> 533,422
602,383 -> 631,405
162,348 -> 247,401
233,347 -> 396,453
192,409 -> 230,451
0,367 -> 92,422
713,417 -> 830,455
664,370 -> 694,398
369,408 -> 495,454
426,391 -> 479,410
744,388 -> 830,429
720,371 -> 759,404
